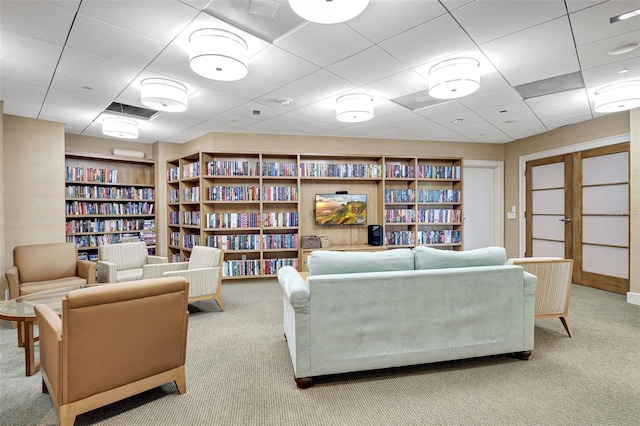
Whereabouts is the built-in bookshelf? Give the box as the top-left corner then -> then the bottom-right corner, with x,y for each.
65,152 -> 157,261
167,152 -> 463,280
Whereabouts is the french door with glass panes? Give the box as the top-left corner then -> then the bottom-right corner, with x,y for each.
525,143 -> 630,294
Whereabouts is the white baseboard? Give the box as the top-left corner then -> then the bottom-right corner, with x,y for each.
627,292 -> 640,305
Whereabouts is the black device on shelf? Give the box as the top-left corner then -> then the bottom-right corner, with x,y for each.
368,224 -> 383,246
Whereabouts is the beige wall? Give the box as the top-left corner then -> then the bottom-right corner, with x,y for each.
2,115 -> 66,297
630,109 -> 639,297
65,133 -> 154,159
0,102 -> 4,299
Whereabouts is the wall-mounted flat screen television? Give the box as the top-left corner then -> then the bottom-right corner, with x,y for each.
315,194 -> 367,225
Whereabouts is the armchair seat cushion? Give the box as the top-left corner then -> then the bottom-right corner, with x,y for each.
20,276 -> 88,295
115,268 -> 144,283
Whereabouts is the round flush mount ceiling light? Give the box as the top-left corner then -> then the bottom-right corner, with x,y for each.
189,28 -> 248,81
336,93 -> 374,123
140,78 -> 188,112
608,42 -> 639,56
428,57 -> 480,100
289,0 -> 370,24
594,80 -> 640,113
102,117 -> 138,139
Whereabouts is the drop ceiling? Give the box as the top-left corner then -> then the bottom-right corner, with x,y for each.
1,0 -> 638,144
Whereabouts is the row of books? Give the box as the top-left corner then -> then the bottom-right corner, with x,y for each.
417,230 -> 461,244
66,185 -> 154,200
183,233 -> 201,248
208,185 -> 260,201
66,166 -> 118,183
263,258 -> 298,275
183,187 -> 200,202
169,211 -> 180,225
262,212 -> 298,227
207,160 -> 259,177
169,232 -> 180,246
206,234 -> 261,250
183,211 -> 200,226
66,218 -> 155,234
222,258 -> 299,276
299,162 -> 382,178
78,252 -> 99,261
417,209 -> 461,224
66,201 -> 154,216
182,161 -> 200,178
263,186 -> 298,201
206,212 -> 260,229
262,233 -> 298,250
416,189 -> 460,203
385,189 -> 415,203
169,189 -> 180,203
262,161 -> 297,177
386,164 -> 415,179
418,165 -> 461,179
167,166 -> 179,182
385,209 -> 416,223
385,230 -> 462,246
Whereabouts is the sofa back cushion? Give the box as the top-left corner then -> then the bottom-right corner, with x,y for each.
188,246 -> 221,269
413,246 -> 506,270
307,248 -> 414,276
14,242 -> 78,283
99,242 -> 149,271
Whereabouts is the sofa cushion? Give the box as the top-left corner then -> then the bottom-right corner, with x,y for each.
307,248 -> 414,276
413,246 -> 507,270
14,243 -> 78,283
20,276 -> 88,296
99,242 -> 148,271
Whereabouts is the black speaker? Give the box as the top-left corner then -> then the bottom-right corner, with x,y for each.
368,224 -> 383,246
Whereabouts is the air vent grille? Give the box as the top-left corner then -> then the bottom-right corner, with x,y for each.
515,72 -> 585,100
104,102 -> 160,120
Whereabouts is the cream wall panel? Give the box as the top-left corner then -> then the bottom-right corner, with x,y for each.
66,133 -> 153,159
3,115 -> 65,287
0,101 -> 5,298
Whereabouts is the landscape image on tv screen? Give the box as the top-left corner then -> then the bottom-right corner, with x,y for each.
315,194 -> 367,225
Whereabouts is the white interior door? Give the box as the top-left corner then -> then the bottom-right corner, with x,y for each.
463,161 -> 503,249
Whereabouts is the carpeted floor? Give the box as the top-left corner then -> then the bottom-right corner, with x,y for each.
1,279 -> 639,426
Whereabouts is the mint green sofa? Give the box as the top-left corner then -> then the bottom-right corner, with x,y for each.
277,246 -> 537,388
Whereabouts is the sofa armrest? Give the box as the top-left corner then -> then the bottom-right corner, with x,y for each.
77,260 -> 97,284
143,262 -> 188,279
277,266 -> 310,312
33,304 -> 63,405
523,271 -> 538,297
97,261 -> 116,283
147,255 -> 169,264
5,266 -> 20,299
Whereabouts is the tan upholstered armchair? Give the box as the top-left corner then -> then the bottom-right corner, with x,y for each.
507,257 -> 574,337
34,277 -> 189,426
5,242 -> 96,300
97,241 -> 167,283
143,246 -> 224,310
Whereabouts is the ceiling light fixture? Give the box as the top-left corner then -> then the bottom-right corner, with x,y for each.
593,80 -> 640,113
189,28 -> 248,81
289,0 -> 370,24
140,78 -> 188,112
428,57 -> 480,100
610,8 -> 640,23
102,117 -> 138,139
608,42 -> 639,55
336,93 -> 374,123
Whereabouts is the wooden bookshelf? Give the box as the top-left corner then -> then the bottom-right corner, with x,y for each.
65,152 -> 157,261
167,152 -> 463,280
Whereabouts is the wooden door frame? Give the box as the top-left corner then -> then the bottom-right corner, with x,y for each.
517,134 -> 630,257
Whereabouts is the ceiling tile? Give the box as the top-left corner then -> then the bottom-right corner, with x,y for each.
275,22 -> 373,68
581,56 -> 640,89
451,0 -> 567,44
0,0 -> 75,43
379,14 -> 475,68
363,69 -> 429,100
570,0 -> 640,46
1,30 -> 64,69
577,32 -> 640,70
66,15 -> 166,68
347,0 -> 447,43
525,88 -> 592,119
78,0 -> 199,44
248,44 -> 319,87
326,46 -> 408,86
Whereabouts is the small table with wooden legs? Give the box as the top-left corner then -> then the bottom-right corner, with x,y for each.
0,285 -> 97,376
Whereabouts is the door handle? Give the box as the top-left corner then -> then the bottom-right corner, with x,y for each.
559,217 -> 571,223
